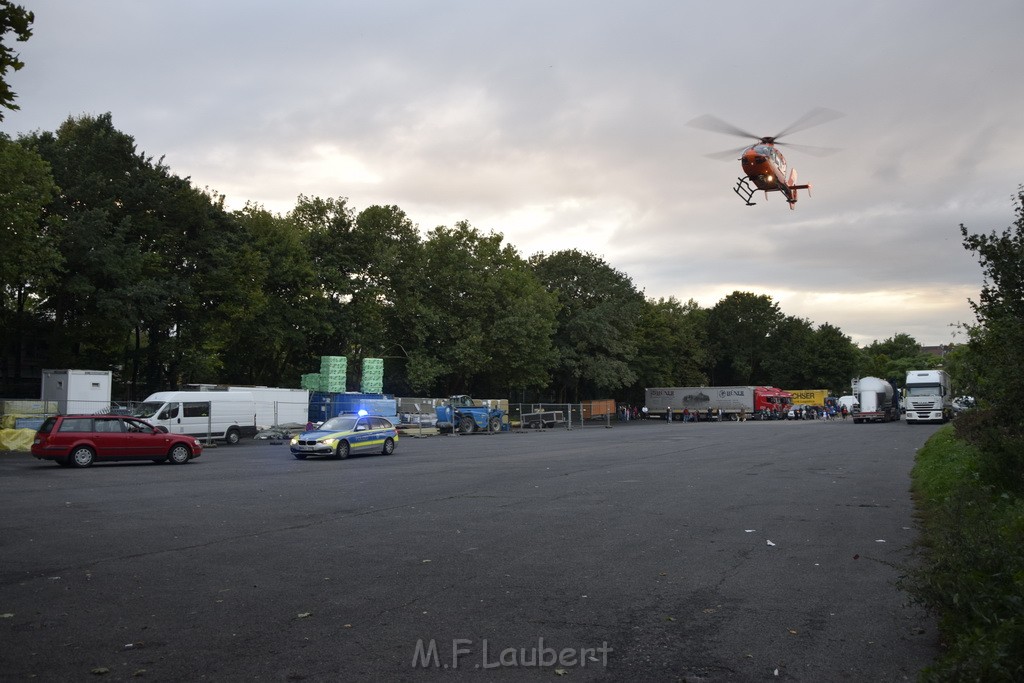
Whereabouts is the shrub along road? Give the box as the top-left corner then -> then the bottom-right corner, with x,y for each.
0,418 -> 939,680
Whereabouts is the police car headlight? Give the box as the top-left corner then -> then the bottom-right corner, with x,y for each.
290,436 -> 299,445
321,438 -> 338,447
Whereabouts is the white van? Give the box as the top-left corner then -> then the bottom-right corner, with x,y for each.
134,391 -> 256,445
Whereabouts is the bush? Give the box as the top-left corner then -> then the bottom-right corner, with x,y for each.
906,425 -> 1024,680
954,407 -> 1024,493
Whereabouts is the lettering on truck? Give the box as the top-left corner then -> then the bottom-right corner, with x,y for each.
718,389 -> 748,398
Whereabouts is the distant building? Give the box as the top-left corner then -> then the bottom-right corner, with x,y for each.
920,344 -> 954,358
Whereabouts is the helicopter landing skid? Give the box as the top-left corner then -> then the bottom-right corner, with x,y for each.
733,177 -> 757,206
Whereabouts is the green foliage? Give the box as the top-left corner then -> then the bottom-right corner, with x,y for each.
0,1 -> 32,118
632,296 -> 708,398
705,291 -> 782,385
958,186 -> 1024,490
858,332 -> 939,383
941,336 -> 979,400
809,323 -> 861,394
0,133 -> 58,302
0,133 -> 57,389
530,249 -> 644,401
904,190 -> 1024,680
408,222 -> 556,396
906,426 -> 1024,681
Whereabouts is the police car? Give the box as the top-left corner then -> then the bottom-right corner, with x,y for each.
289,414 -> 398,460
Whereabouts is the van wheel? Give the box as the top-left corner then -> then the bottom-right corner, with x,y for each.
71,446 -> 95,468
168,444 -> 191,464
225,429 -> 241,445
381,437 -> 395,455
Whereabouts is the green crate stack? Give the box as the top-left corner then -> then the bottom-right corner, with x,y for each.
300,373 -> 321,391
361,357 -> 384,394
320,356 -> 347,393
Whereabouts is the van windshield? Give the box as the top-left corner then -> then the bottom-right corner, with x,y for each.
133,401 -> 165,419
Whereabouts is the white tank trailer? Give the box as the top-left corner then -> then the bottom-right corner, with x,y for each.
851,376 -> 900,423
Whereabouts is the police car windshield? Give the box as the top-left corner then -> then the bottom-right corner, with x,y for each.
320,416 -> 359,432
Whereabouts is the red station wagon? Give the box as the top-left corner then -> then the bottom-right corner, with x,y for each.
31,415 -> 204,468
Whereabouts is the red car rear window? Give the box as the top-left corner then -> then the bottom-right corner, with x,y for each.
57,418 -> 93,432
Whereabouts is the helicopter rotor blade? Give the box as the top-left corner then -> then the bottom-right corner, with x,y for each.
703,145 -> 751,161
685,114 -> 760,141
773,107 -> 844,141
776,141 -> 842,158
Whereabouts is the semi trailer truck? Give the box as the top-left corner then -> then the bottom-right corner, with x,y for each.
904,369 -> 953,424
644,386 -> 791,420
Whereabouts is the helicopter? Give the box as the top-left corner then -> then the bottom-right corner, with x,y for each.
686,107 -> 843,210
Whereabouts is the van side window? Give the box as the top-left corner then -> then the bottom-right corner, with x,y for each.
58,418 -> 92,432
158,404 -> 179,420
183,402 -> 211,418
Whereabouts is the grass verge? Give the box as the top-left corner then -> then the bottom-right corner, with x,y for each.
905,424 -> 1024,681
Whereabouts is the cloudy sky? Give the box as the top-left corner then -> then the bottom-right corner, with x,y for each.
4,0 -> 1022,346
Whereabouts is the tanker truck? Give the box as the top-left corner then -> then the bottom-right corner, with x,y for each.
850,377 -> 900,423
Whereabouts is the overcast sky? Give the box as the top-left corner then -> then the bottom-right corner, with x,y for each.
5,0 -> 1022,346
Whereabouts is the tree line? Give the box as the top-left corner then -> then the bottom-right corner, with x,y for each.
1,114 -> 946,402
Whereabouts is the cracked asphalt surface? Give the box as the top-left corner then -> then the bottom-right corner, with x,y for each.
0,418 -> 939,681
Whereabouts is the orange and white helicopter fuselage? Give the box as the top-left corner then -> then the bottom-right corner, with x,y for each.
737,143 -> 810,210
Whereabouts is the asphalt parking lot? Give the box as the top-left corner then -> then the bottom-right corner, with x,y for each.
0,418 -> 939,681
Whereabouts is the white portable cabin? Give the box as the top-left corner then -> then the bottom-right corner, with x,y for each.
227,386 -> 310,427
41,369 -> 112,415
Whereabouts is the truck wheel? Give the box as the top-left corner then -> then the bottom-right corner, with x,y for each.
225,429 -> 241,445
458,416 -> 476,435
489,417 -> 502,432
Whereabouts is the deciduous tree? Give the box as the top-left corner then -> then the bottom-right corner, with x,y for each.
958,185 -> 1024,487
0,132 -> 57,393
530,249 -> 644,401
705,291 -> 783,385
632,296 -> 707,399
0,1 -> 32,118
